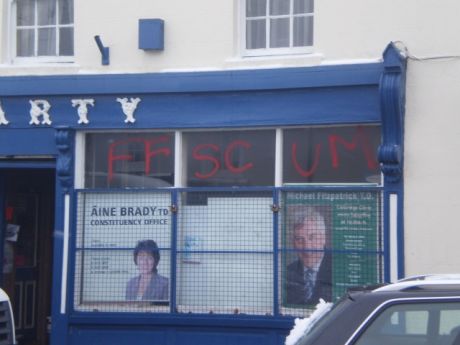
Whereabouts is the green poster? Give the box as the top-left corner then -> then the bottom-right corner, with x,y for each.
283,191 -> 381,307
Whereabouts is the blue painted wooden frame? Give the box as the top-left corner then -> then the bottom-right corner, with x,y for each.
0,42 -> 407,345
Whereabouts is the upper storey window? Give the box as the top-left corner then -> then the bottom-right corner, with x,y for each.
14,0 -> 74,62
244,0 -> 314,56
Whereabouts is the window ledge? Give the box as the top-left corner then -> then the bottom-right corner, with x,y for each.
224,52 -> 324,69
0,62 -> 81,76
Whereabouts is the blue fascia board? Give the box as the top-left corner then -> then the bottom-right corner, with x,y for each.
0,63 -> 382,97
68,312 -> 294,330
1,86 -> 380,129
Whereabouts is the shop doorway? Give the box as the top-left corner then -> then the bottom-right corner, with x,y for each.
1,169 -> 55,345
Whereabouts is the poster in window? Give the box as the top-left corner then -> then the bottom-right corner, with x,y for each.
75,192 -> 171,304
283,191 -> 381,308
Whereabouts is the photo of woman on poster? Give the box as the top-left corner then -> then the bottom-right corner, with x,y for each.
285,206 -> 332,306
125,239 -> 169,301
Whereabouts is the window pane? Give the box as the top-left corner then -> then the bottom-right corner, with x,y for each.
281,191 -> 382,312
73,191 -> 172,312
354,303 -> 460,345
270,18 -> 289,48
293,16 -> 313,47
59,0 -> 73,24
246,19 -> 266,49
246,0 -> 266,17
38,0 -> 56,25
294,0 -> 314,14
184,130 -> 275,187
270,0 -> 290,15
17,0 -> 35,26
16,29 -> 34,56
283,126 -> 381,184
85,133 -> 175,189
59,27 -> 73,55
177,191 -> 273,314
38,27 -> 56,55
440,310 -> 460,335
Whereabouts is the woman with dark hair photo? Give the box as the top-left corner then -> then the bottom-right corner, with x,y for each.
125,240 -> 169,301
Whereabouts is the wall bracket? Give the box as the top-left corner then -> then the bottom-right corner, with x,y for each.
94,35 -> 110,66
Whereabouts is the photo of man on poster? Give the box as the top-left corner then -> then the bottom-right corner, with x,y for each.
285,206 -> 332,306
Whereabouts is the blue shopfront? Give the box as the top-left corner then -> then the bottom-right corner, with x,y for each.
0,43 -> 405,345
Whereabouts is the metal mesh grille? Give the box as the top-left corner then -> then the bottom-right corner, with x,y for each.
73,188 -> 383,317
279,190 -> 383,317
74,191 -> 171,313
177,191 -> 273,315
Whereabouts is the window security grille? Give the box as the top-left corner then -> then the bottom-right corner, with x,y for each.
73,189 -> 383,318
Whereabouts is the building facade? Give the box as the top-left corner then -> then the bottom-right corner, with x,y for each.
0,1 -> 457,345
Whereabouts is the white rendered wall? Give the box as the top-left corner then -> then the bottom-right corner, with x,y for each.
404,60 -> 460,276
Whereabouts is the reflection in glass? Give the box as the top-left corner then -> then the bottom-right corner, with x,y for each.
184,130 -> 275,187
59,27 -> 74,55
293,16 -> 313,47
270,0 -> 290,15
270,18 -> 289,48
59,0 -> 73,24
38,28 -> 56,55
17,29 -> 35,57
37,0 -> 56,26
17,0 -> 35,26
294,0 -> 314,14
246,19 -> 266,49
246,0 -> 266,17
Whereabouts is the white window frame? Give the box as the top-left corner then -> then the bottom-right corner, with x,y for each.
8,0 -> 74,64
240,0 -> 314,57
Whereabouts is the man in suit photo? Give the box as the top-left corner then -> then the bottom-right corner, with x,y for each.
285,206 -> 332,306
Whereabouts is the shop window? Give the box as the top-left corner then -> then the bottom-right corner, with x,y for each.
183,130 -> 275,187
73,191 -> 172,312
73,189 -> 383,316
283,125 -> 381,184
176,191 -> 274,314
13,0 -> 74,62
75,126 -> 384,316
244,0 -> 314,56
84,132 -> 175,189
280,190 -> 382,312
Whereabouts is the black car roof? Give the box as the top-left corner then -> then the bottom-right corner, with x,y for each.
295,275 -> 460,345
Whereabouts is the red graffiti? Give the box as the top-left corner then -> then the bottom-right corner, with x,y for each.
224,140 -> 254,174
192,143 -> 220,179
291,143 -> 321,177
193,140 -> 253,179
291,127 -> 378,177
104,128 -> 378,183
108,136 -> 171,182
328,127 -> 378,170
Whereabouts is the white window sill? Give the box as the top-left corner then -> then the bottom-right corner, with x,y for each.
224,52 -> 324,70
0,62 -> 81,75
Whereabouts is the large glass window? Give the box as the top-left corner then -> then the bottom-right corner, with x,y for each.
15,0 -> 74,59
73,192 -> 172,312
177,191 -> 274,315
183,130 -> 276,187
280,190 -> 382,311
75,126 -> 384,317
283,125 -> 381,184
245,0 -> 314,55
73,189 -> 383,316
85,132 -> 175,189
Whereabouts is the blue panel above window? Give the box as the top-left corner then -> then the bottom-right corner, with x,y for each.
138,19 -> 164,51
